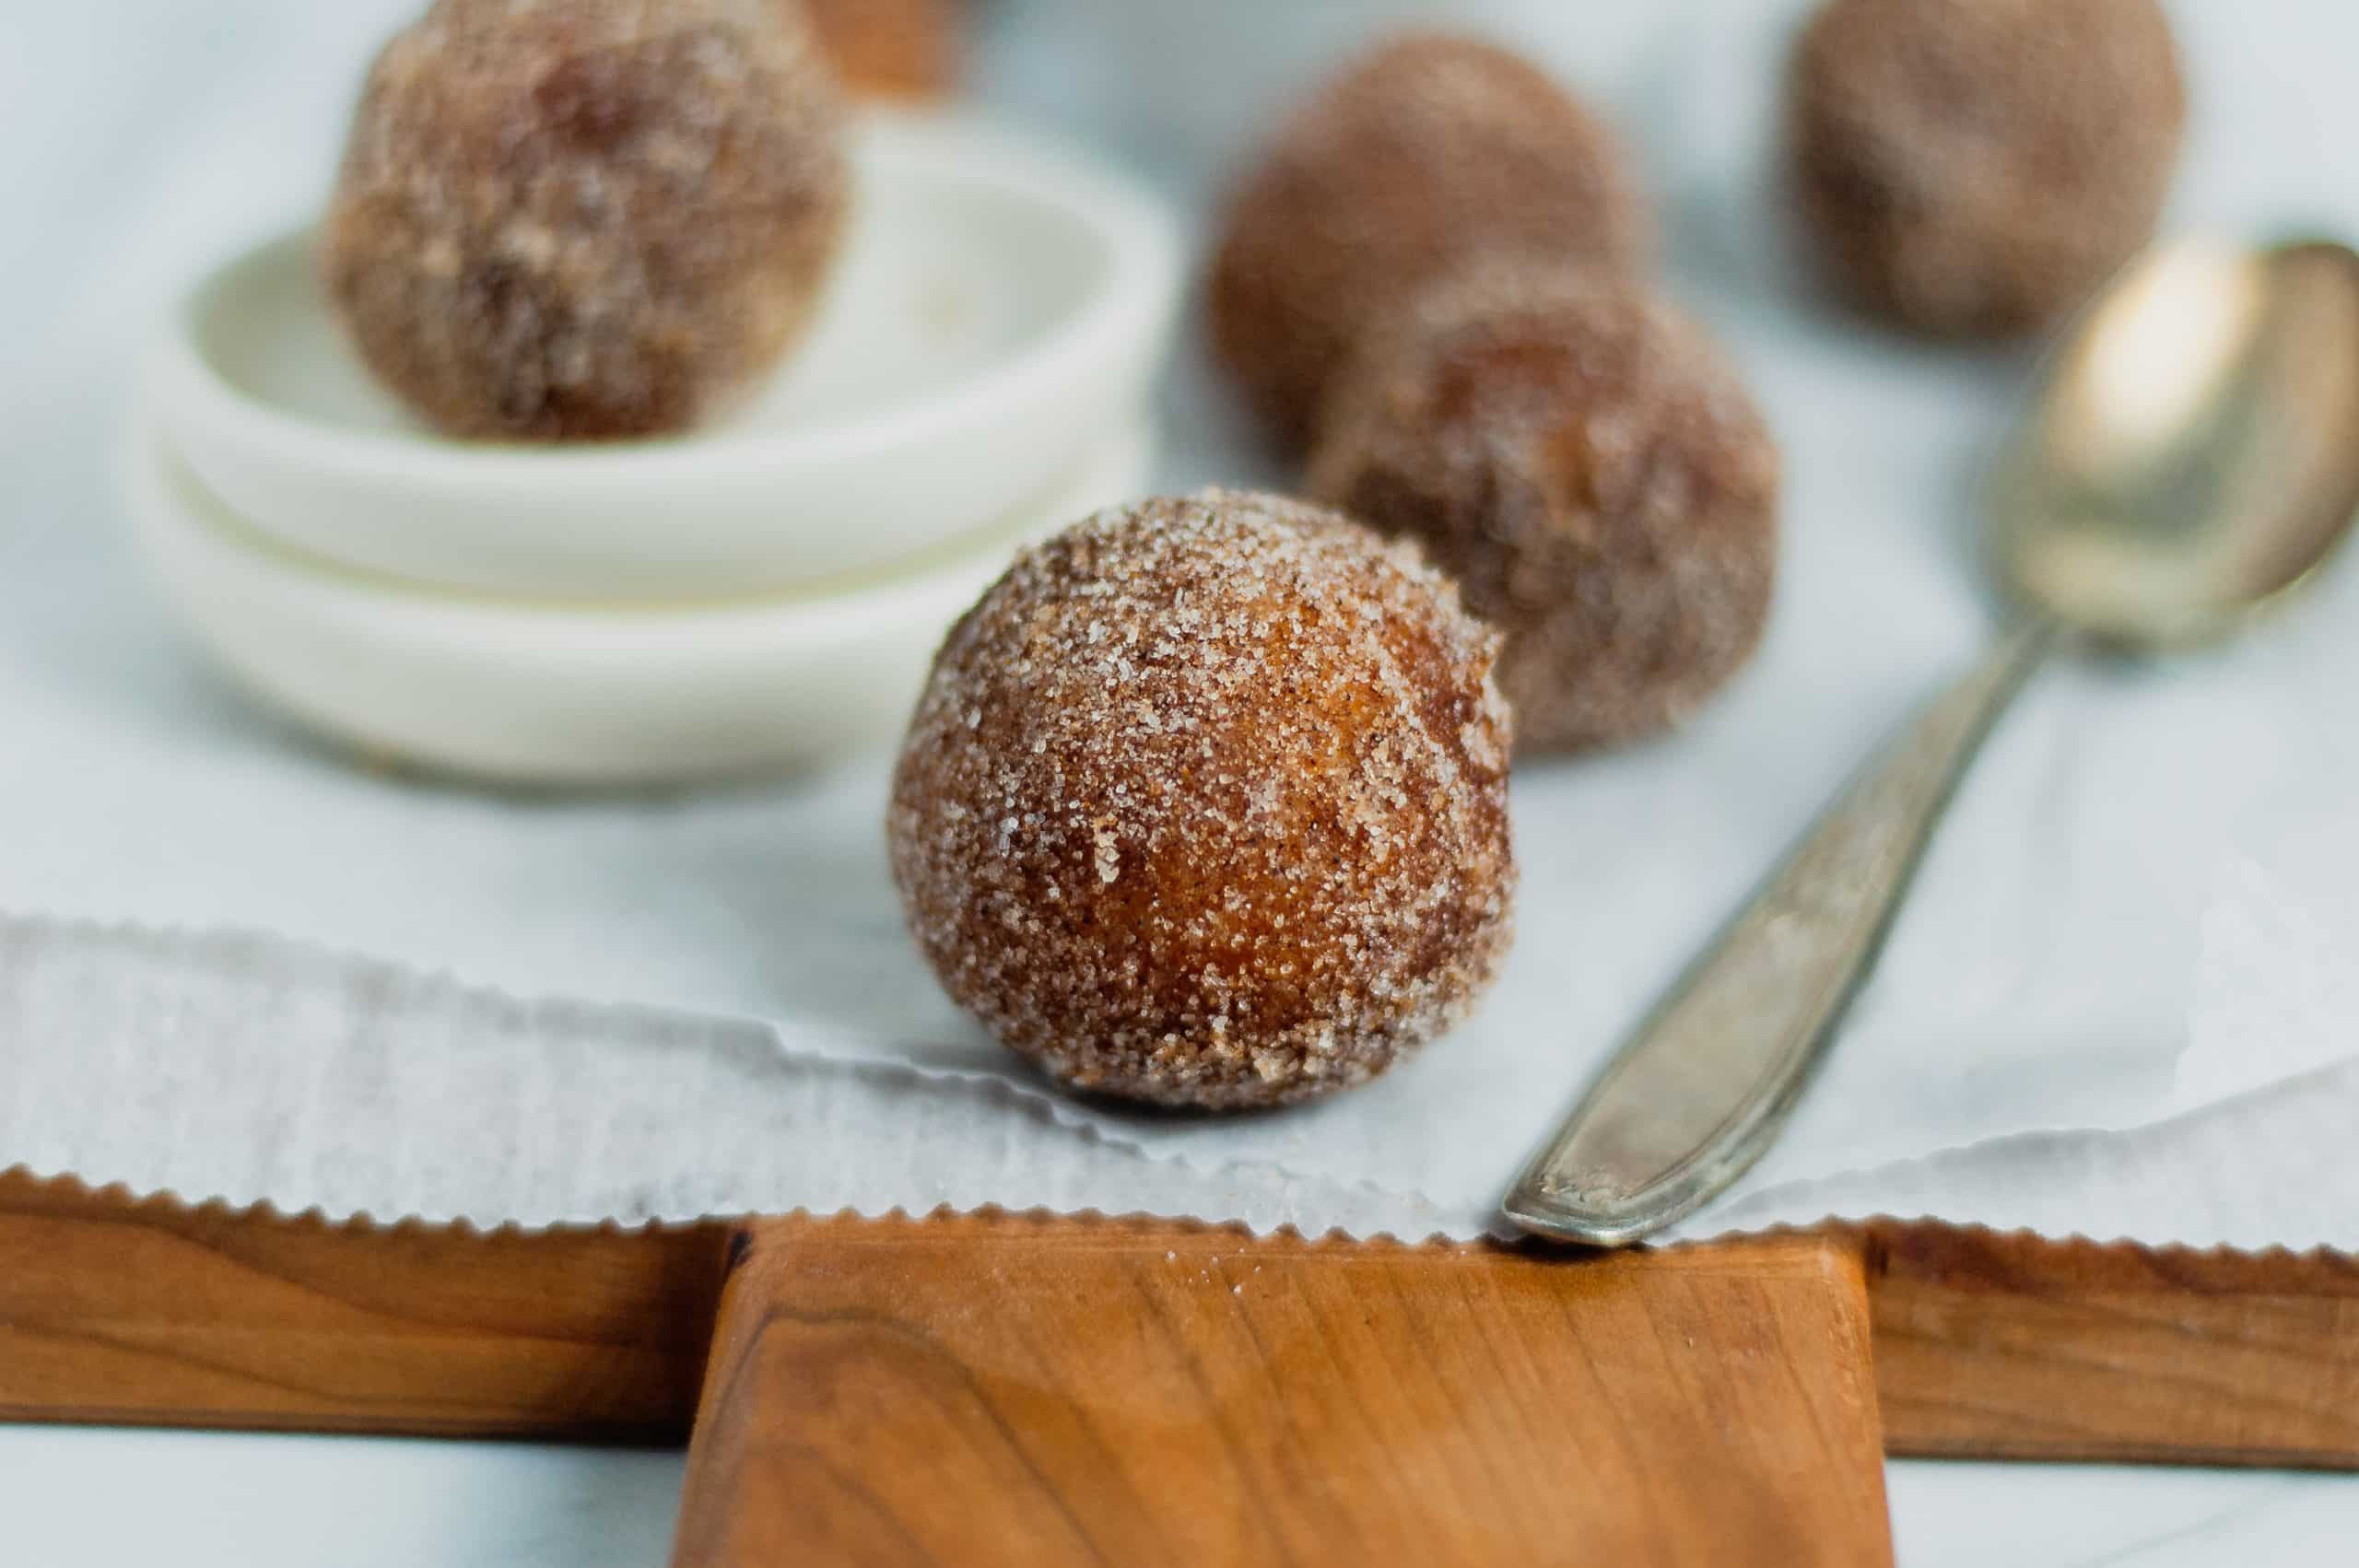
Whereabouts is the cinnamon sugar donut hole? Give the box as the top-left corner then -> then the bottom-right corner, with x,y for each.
324,0 -> 850,440
1309,261 -> 1778,755
800,0 -> 957,99
889,491 -> 1517,1109
1209,32 -> 1646,452
1788,0 -> 2186,336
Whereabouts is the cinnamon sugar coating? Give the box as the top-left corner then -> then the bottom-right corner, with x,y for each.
1208,32 -> 1645,452
324,0 -> 849,440
888,491 -> 1517,1109
1309,263 -> 1778,755
1788,0 -> 2185,336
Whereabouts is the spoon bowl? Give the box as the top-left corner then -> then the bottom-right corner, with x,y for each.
1508,235 -> 2359,1247
1996,237 -> 2359,648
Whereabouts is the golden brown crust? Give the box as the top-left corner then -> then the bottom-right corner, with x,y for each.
1787,0 -> 2185,336
323,0 -> 850,440
1310,262 -> 1778,755
888,491 -> 1518,1109
1208,31 -> 1645,453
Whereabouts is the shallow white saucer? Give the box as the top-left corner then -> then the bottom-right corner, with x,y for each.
147,111 -> 1180,602
129,417 -> 1155,786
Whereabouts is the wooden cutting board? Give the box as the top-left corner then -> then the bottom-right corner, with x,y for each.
3,1169 -> 2355,1564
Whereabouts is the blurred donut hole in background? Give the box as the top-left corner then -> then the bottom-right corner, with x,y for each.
804,0 -> 961,100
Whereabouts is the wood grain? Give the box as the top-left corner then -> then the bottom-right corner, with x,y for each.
0,1169 -> 730,1439
669,1211 -> 1893,1568
6,1170 -> 2357,1483
1859,1220 -> 2359,1468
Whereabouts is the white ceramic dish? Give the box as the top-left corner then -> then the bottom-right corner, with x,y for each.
129,418 -> 1156,786
147,111 -> 1180,602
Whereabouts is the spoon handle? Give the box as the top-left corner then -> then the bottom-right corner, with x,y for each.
1504,618 -> 2058,1246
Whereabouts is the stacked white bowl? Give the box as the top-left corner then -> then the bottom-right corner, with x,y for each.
133,112 -> 1183,785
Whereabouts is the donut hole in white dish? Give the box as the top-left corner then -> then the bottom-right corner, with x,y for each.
149,111 -> 1181,603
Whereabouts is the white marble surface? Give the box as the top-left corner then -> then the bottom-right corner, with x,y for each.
0,1425 -> 2353,1565
1885,1462 -> 2359,1567
0,1428 -> 681,1568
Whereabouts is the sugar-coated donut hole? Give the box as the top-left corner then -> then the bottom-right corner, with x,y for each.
1208,31 -> 1646,453
1309,260 -> 1779,755
1786,0 -> 2185,336
888,490 -> 1518,1109
323,0 -> 851,441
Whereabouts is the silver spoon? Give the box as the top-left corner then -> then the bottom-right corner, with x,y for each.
1506,236 -> 2359,1247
